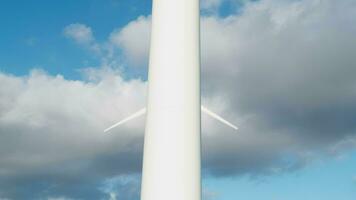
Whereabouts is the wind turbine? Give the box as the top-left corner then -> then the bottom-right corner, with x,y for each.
105,0 -> 238,200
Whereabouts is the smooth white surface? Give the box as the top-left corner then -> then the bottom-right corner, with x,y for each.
141,0 -> 201,199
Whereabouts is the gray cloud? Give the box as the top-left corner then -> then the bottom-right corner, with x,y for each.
1,0 -> 356,199
200,0 -> 356,175
0,69 -> 146,199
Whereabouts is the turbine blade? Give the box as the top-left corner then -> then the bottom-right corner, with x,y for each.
104,108 -> 147,133
201,105 -> 238,130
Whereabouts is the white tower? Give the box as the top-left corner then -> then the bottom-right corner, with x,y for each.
104,0 -> 237,199
141,0 -> 201,199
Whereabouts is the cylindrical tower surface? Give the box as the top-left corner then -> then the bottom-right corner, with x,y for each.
141,0 -> 201,200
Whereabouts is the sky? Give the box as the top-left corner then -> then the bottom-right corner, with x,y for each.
0,0 -> 356,199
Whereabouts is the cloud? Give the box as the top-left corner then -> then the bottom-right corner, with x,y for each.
63,23 -> 104,57
1,0 -> 356,198
109,16 -> 152,67
201,0 -> 356,175
63,24 -> 95,45
100,175 -> 141,200
0,69 -> 146,199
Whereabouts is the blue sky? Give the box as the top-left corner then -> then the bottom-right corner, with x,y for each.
0,0 -> 241,79
205,152 -> 356,200
0,0 -> 356,199
0,0 -> 151,79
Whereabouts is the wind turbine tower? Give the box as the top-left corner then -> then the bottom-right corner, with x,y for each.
141,0 -> 201,199
105,0 -> 238,200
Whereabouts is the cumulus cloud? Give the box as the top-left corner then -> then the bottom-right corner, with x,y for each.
197,0 -> 356,175
110,16 -> 152,67
0,69 -> 146,199
1,0 -> 356,199
204,0 -> 356,176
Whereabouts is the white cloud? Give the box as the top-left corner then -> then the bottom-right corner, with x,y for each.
0,68 -> 147,198
63,23 -> 94,45
109,16 -> 152,67
63,23 -> 103,56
